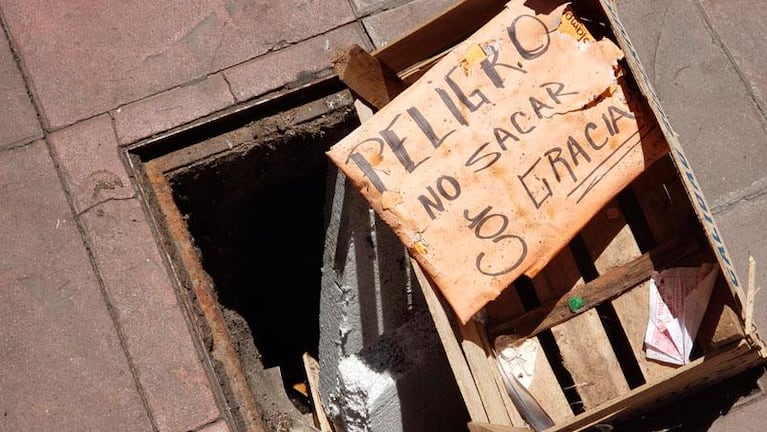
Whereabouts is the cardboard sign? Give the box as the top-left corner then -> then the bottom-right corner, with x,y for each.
327,2 -> 668,323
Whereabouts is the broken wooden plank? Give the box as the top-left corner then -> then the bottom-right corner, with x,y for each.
490,236 -> 698,339
467,421 -> 530,432
580,201 -> 678,383
460,320 -> 520,426
531,248 -> 630,409
303,353 -> 333,432
411,258 -> 489,423
332,44 -> 405,110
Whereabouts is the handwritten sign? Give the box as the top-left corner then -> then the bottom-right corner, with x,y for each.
327,2 -> 668,323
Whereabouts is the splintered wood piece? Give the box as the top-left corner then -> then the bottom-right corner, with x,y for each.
467,421 -> 531,432
631,157 -> 746,354
747,255 -> 757,334
460,320 -> 520,426
490,236 -> 698,339
580,201 -> 677,383
332,44 -> 406,110
302,353 -> 333,432
411,258 -> 489,423
492,287 -> 574,424
532,248 -> 630,409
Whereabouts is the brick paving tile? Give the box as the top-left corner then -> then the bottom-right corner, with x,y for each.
0,141 -> 152,431
113,73 -> 234,145
616,0 -> 767,208
80,198 -> 220,432
362,0 -> 459,48
224,23 -> 371,103
48,114 -> 134,213
0,28 -> 41,149
0,0 -> 355,129
197,419 -> 231,432
701,0 -> 767,110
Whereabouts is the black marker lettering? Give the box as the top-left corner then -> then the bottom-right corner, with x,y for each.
346,138 -> 388,193
380,114 -> 429,173
519,158 -> 552,209
445,66 -> 490,112
540,81 -> 578,104
585,122 -> 607,150
480,44 -> 526,89
530,96 -> 554,119
435,87 -> 468,126
545,147 -> 577,182
406,107 -> 455,149
607,105 -> 635,134
508,15 -> 551,60
566,136 -> 591,166
510,111 -> 535,134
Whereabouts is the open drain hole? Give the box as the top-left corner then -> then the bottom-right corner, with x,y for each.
165,91 -> 359,424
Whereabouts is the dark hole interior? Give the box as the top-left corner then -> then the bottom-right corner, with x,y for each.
167,102 -> 359,392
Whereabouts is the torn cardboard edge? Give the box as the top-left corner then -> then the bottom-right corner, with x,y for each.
328,1 -> 668,323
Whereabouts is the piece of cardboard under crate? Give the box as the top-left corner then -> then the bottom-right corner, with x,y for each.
332,0 -> 767,430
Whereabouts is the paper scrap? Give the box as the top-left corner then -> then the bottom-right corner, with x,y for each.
644,264 -> 719,365
495,336 -> 539,389
327,1 -> 668,323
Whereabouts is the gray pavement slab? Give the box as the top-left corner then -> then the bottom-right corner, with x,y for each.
701,0 -> 767,112
362,0 -> 459,48
0,141 -> 152,432
0,28 -> 41,149
616,0 -> 767,209
0,0 -> 355,129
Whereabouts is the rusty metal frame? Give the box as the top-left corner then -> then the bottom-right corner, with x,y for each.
122,75 -> 350,432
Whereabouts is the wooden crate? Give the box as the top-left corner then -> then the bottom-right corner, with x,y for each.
335,0 -> 767,430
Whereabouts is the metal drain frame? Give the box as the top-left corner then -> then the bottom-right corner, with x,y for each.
122,76 -> 355,432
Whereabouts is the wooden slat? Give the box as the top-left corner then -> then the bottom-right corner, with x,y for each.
579,201 -> 676,383
468,422 -> 530,432
333,44 -> 406,110
373,0 -> 507,74
491,288 -> 574,425
532,249 -> 630,409
302,353 -> 333,432
631,157 -> 746,354
491,236 -> 699,339
548,340 -> 763,432
460,321 -> 520,426
468,421 -> 530,432
411,259 -> 489,423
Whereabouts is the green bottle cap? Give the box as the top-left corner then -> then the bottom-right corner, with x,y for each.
568,296 -> 585,313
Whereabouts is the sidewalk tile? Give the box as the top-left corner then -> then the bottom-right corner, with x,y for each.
198,419 -> 231,432
351,0 -> 407,16
362,0 -> 459,48
710,394 -> 767,432
48,114 -> 134,213
616,0 -> 767,207
0,28 -> 41,149
224,23 -> 371,103
701,0 -> 767,110
0,0 -> 355,129
713,193 -> 767,332
113,73 -> 234,145
0,141 -> 151,431
80,198 -> 219,432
